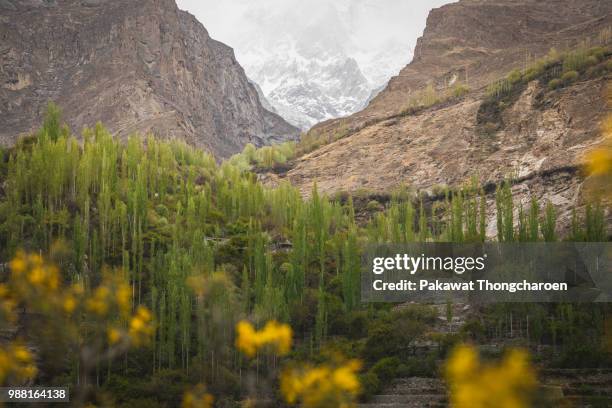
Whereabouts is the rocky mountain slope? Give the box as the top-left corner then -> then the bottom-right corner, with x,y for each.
267,0 -> 611,232
0,0 -> 300,158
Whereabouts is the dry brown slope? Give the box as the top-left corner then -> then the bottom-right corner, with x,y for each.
288,76 -> 608,195
280,0 -> 611,232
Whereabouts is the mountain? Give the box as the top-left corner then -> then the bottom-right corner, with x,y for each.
0,0 -> 300,158
245,40 -> 373,130
265,0 -> 612,232
248,79 -> 278,115
235,1 -> 413,130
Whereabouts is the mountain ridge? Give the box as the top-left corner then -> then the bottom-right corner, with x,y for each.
0,0 -> 300,158
261,0 -> 612,232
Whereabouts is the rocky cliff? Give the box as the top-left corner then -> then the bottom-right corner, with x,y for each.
0,0 -> 300,158
267,0 -> 611,233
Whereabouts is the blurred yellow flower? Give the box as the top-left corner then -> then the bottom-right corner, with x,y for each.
9,255 -> 26,275
107,327 -> 122,345
445,344 -> 537,408
586,148 -> 612,175
62,295 -> 77,314
280,360 -> 362,408
0,343 -> 37,385
1,251 -> 154,388
116,283 -> 131,316
87,286 -> 111,316
182,384 -> 214,408
128,306 -> 154,346
235,320 -> 292,358
584,113 -> 612,199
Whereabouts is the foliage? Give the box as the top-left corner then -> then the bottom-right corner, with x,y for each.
560,70 -> 579,83
230,141 -> 296,171
0,106 -> 609,406
452,82 -> 470,98
297,121 -> 350,156
487,37 -> 611,100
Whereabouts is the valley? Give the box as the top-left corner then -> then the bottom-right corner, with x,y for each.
0,0 -> 611,407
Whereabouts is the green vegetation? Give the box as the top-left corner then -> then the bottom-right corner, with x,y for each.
478,33 -> 611,138
401,80 -> 471,115
295,120 -> 350,156
0,105 -> 609,405
229,141 -> 296,171
488,34 -> 611,101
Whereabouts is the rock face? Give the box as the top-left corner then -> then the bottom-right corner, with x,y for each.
0,0 -> 300,158
341,0 -> 611,123
274,0 -> 611,232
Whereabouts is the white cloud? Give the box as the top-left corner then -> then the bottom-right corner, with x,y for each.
176,0 -> 454,85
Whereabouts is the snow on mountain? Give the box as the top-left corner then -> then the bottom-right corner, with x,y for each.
246,41 -> 372,129
233,1 -> 414,130
176,0 -> 447,130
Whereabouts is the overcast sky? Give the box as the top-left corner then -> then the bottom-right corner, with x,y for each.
176,0 -> 454,84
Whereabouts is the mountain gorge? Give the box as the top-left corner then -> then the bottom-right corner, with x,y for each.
236,1 -> 413,130
0,0 -> 299,158
0,1 -> 611,406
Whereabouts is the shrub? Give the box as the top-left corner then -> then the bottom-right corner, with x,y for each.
548,78 -> 562,90
452,83 -> 470,98
588,46 -> 606,60
561,70 -> 579,83
607,60 -> 612,71
522,67 -> 539,82
359,372 -> 381,401
396,354 -> 437,377
347,311 -> 368,339
507,69 -> 522,84
371,357 -> 401,383
460,318 -> 486,341
486,78 -> 512,99
585,55 -> 599,68
563,46 -> 589,72
366,200 -> 381,211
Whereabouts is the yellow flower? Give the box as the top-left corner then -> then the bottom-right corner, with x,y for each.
128,306 -> 154,346
0,343 -> 38,385
62,295 -> 77,314
583,113 -> 612,199
116,283 -> 131,316
236,320 -> 257,357
586,148 -> 612,176
9,252 -> 26,275
445,344 -> 537,408
13,346 -> 32,363
446,344 -> 478,379
87,286 -> 111,316
107,327 -> 122,345
235,320 -> 292,358
280,360 -> 362,408
182,384 -> 214,408
332,362 -> 361,394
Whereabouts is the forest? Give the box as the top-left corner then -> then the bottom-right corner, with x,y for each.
0,106 -> 610,407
